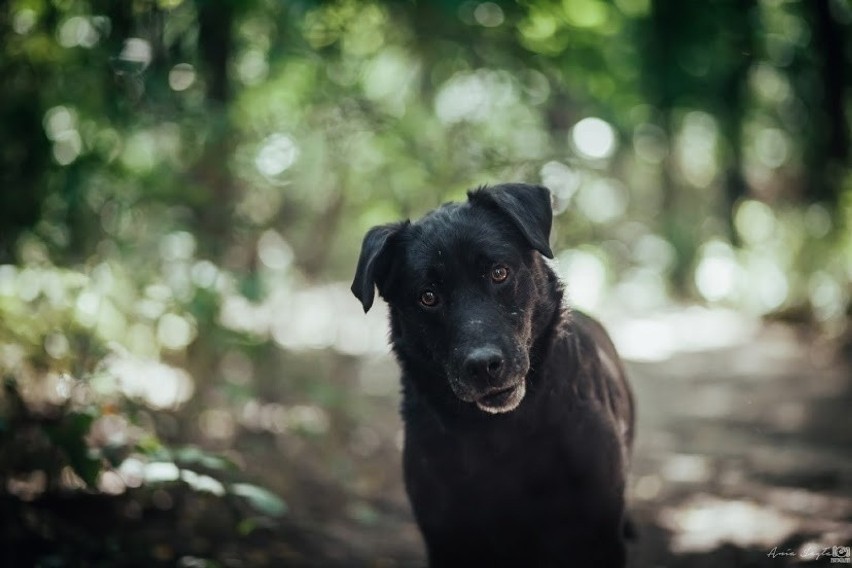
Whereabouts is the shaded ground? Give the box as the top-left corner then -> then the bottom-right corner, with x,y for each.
626,322 -> 852,567
4,320 -> 851,567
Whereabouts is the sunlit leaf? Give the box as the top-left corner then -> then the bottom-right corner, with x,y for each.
236,518 -> 256,536
136,435 -> 166,457
230,483 -> 288,517
174,446 -> 239,472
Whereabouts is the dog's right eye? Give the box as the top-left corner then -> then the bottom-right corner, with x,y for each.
490,265 -> 509,283
419,290 -> 439,307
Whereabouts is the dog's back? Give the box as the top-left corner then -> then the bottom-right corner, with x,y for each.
569,309 -> 635,463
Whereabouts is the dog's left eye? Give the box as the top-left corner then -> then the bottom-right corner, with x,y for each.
419,290 -> 439,307
490,265 -> 509,283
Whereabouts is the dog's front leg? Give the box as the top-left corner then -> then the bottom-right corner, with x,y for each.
420,527 -> 486,568
537,523 -> 627,568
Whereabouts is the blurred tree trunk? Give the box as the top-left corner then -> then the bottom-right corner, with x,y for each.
802,0 -> 850,210
94,0 -> 133,121
0,4 -> 50,261
647,0 -> 677,214
719,0 -> 757,246
194,0 -> 237,258
646,0 -> 696,294
179,0 -> 240,443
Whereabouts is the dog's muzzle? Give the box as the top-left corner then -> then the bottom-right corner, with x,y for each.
474,381 -> 527,414
450,346 -> 528,414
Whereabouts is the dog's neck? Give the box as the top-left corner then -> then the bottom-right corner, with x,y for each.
527,256 -> 565,366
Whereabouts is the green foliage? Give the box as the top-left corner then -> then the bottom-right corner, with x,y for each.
42,411 -> 100,486
230,482 -> 289,517
173,445 -> 240,472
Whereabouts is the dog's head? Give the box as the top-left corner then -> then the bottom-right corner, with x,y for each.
351,183 -> 558,414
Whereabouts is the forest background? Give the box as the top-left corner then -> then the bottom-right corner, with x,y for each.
1,0 -> 850,566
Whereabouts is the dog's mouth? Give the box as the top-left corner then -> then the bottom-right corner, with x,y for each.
474,381 -> 526,414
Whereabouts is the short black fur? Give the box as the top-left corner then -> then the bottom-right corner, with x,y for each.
351,183 -> 635,567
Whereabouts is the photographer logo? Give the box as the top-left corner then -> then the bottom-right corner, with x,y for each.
832,546 -> 851,564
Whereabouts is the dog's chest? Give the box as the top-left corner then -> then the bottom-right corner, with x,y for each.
406,419 -> 570,510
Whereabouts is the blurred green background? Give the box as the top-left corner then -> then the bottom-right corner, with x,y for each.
1,0 -> 850,566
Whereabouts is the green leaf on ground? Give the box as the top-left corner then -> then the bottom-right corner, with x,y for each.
230,483 -> 288,517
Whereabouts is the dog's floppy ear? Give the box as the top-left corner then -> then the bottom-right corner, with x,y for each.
351,221 -> 407,312
468,183 -> 554,259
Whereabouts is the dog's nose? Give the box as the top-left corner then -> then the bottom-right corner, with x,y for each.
463,347 -> 504,381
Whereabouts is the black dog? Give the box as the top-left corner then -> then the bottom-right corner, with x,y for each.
351,184 -> 634,567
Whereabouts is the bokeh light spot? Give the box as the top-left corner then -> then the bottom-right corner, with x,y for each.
735,200 -> 776,244
474,3 -> 505,27
564,0 -> 609,28
633,123 -> 668,164
540,161 -> 580,213
118,38 -> 153,72
255,134 -> 299,177
576,179 -> 628,223
13,9 -> 37,35
258,230 -> 294,271
168,63 -> 196,91
695,240 -> 738,302
754,127 -> 789,169
237,50 -> 269,85
556,249 -> 608,311
571,117 -> 617,160
58,16 -> 99,48
157,313 -> 196,351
